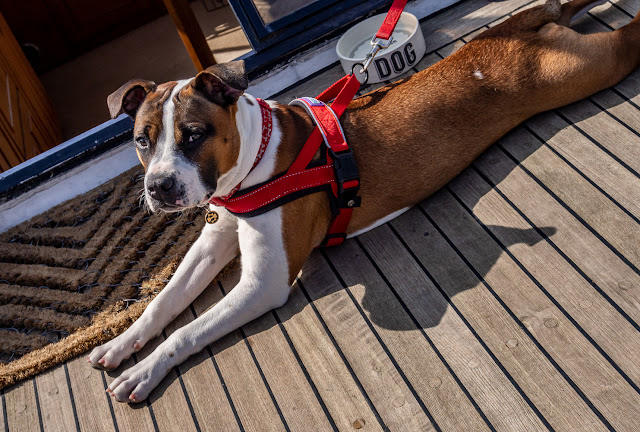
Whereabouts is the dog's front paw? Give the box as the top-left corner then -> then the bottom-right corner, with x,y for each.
87,333 -> 145,371
106,353 -> 168,403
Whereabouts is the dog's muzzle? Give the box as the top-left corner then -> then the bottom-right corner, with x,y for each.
147,172 -> 182,207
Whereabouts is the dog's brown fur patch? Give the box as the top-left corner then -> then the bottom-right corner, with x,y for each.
174,85 -> 242,189
133,82 -> 177,169
273,1 -> 640,279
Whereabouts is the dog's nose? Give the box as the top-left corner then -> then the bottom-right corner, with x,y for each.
147,174 -> 179,204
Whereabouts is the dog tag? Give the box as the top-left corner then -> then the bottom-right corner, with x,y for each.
205,211 -> 219,224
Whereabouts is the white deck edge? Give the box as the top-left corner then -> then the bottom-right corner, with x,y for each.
0,145 -> 139,233
0,0 -> 460,233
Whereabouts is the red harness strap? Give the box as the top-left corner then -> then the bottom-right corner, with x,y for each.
290,96 -> 360,247
207,1 -> 408,246
209,74 -> 361,247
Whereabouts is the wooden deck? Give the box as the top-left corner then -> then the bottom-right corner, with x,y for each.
3,0 -> 640,430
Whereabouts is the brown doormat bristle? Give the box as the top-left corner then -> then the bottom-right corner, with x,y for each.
0,166 -> 232,389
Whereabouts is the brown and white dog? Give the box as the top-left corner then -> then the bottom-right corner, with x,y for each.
89,0 -> 640,402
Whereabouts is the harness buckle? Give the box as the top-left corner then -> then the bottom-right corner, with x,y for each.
322,233 -> 347,248
331,149 -> 361,209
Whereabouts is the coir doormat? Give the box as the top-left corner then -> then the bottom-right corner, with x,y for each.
0,166 -> 232,389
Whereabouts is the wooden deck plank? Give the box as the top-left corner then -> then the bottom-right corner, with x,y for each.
498,125 -> 640,320
435,39 -> 465,60
106,358 -> 158,432
1,389 -> 7,431
419,0 -> 535,53
110,329 -> 198,431
613,67 -> 640,108
452,143 -> 640,384
470,151 -> 640,426
516,109 -> 640,267
612,0 -> 640,19
383,213 -> 600,432
164,299 -> 241,432
65,356 -> 116,432
437,25 -> 488,58
414,53 -> 440,73
559,100 -> 640,184
423,188 -> 640,431
591,89 -> 640,136
35,365 -> 77,432
299,252 -> 436,431
526,112 -> 640,221
276,281 -> 385,432
488,13 -> 512,28
475,144 -> 640,323
3,379 -> 41,432
197,270 -> 336,432
241,302 -> 336,431
590,0 -> 633,27
192,283 -> 286,432
325,242 -> 494,432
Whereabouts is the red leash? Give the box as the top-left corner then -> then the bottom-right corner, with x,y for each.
209,0 -> 407,247
376,0 -> 408,40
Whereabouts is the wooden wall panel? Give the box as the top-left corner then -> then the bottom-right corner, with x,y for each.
0,11 -> 61,173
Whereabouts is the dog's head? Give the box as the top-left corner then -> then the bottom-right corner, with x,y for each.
107,61 -> 249,212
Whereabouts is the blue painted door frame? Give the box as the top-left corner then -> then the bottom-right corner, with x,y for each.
229,0 -> 391,71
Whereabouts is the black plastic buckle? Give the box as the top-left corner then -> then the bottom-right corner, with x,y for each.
321,232 -> 347,247
331,149 -> 361,209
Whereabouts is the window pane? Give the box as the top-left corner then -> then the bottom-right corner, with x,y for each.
252,0 -> 320,25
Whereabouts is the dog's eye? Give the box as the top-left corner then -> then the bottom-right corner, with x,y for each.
187,132 -> 202,143
135,136 -> 149,147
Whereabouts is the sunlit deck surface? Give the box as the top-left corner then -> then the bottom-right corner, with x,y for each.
3,0 -> 640,430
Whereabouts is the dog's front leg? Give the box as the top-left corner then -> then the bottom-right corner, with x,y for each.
106,209 -> 291,402
88,207 -> 239,370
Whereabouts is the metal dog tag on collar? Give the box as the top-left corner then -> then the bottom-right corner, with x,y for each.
205,211 -> 219,224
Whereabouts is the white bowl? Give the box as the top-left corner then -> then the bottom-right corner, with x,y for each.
336,12 -> 426,84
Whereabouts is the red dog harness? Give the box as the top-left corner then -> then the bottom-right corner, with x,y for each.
209,75 -> 361,247
209,0 -> 407,247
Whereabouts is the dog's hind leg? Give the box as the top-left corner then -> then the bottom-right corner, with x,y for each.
473,0 -> 562,39
532,4 -> 640,110
557,0 -> 609,26
475,0 -> 616,39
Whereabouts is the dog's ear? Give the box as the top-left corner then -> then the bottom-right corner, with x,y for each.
192,60 -> 248,106
107,79 -> 157,119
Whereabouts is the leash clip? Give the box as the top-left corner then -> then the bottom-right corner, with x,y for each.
360,36 -> 394,74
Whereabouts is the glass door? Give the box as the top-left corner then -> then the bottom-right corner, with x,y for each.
229,0 -> 390,56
